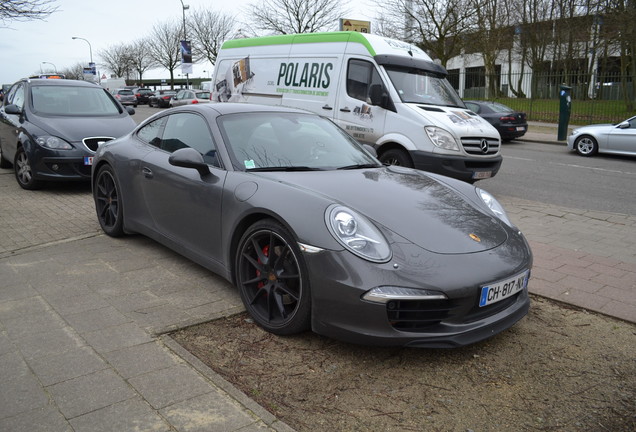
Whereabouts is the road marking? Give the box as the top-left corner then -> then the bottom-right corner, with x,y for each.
505,156 -> 636,176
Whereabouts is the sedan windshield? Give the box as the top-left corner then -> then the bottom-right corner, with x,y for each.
31,85 -> 122,116
218,112 -> 381,171
385,67 -> 464,107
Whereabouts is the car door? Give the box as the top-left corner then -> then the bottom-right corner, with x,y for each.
335,58 -> 387,146
139,111 -> 227,265
606,117 -> 636,155
0,83 -> 25,163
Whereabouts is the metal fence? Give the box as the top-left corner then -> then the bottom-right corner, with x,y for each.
449,70 -> 636,124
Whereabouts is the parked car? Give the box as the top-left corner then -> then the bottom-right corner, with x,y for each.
91,103 -> 532,347
464,100 -> 528,141
567,116 -> 636,157
148,90 -> 177,108
111,88 -> 137,107
132,87 -> 154,105
169,89 -> 211,107
0,78 -> 136,189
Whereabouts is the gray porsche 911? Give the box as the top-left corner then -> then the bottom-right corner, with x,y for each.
92,103 -> 532,348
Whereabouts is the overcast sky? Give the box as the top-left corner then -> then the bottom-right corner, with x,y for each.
0,0 -> 376,85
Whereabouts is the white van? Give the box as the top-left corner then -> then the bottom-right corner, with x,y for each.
100,78 -> 127,93
212,32 -> 502,182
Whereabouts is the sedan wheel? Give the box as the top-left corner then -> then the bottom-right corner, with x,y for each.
14,147 -> 42,190
379,148 -> 413,167
575,135 -> 598,156
236,220 -> 311,335
94,165 -> 124,237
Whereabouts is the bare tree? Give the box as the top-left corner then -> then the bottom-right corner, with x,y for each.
60,62 -> 86,80
129,38 -> 157,83
246,0 -> 346,34
99,43 -> 135,79
147,20 -> 182,89
0,0 -> 57,24
377,0 -> 473,67
189,7 -> 237,66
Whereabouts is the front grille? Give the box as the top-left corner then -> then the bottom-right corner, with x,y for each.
387,299 -> 459,332
83,137 -> 114,152
461,137 -> 500,155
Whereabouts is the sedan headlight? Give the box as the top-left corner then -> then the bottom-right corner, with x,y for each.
477,188 -> 514,228
425,126 -> 460,151
36,136 -> 73,150
326,205 -> 391,263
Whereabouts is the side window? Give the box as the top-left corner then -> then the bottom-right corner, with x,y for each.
346,60 -> 383,103
7,84 -> 25,109
137,116 -> 167,147
465,102 -> 479,113
162,113 -> 220,167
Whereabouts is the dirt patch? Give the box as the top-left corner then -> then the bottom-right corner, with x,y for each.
171,296 -> 636,432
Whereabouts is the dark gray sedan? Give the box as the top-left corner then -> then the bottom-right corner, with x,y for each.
92,104 -> 532,347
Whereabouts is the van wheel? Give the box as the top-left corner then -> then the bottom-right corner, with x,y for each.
379,149 -> 413,167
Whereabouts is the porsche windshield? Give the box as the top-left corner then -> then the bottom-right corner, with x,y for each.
385,67 -> 464,108
31,85 -> 123,116
218,112 -> 380,171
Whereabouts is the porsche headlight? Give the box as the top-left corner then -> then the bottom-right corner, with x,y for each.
425,126 -> 460,151
326,205 -> 391,263
477,188 -> 514,228
35,136 -> 73,150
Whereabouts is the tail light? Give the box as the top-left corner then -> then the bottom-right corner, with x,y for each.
500,116 -> 516,122
192,100 -> 199,104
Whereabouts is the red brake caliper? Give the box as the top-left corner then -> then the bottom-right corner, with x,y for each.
256,245 -> 270,291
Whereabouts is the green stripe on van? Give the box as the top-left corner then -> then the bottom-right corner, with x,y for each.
221,32 -> 376,56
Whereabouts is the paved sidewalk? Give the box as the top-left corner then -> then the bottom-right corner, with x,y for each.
1,124 -> 635,431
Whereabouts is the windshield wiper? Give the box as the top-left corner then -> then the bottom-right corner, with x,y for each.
337,163 -> 381,170
247,166 -> 323,172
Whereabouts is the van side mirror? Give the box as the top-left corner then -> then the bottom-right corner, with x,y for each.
369,84 -> 396,113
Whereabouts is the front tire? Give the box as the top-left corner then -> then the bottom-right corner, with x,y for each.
379,148 -> 413,167
574,135 -> 598,156
14,147 -> 43,190
235,219 -> 311,335
94,165 -> 125,237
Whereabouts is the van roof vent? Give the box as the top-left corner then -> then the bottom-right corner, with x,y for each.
417,106 -> 445,113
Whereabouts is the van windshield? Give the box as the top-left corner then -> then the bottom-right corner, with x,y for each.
385,67 -> 464,108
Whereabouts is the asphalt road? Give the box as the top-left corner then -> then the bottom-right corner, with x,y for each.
479,140 -> 636,215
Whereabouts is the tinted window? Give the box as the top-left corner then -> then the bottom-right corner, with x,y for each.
195,91 -> 210,99
137,116 -> 167,147
31,85 -> 122,115
346,60 -> 383,102
161,113 -> 219,166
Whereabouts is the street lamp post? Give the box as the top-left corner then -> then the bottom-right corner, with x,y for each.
72,36 -> 93,64
41,62 -> 57,73
179,0 -> 190,89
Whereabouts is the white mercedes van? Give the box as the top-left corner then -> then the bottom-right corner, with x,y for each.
212,32 -> 502,182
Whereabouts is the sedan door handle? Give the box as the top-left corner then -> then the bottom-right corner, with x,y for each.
142,167 -> 153,178
340,107 -> 351,113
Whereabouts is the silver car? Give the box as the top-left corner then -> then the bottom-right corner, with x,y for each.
567,116 -> 636,157
169,89 -> 210,107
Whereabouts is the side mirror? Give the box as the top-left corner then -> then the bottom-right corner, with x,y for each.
362,144 -> 377,157
4,104 -> 22,115
369,84 -> 397,113
125,106 -> 135,115
169,147 -> 211,176
618,121 -> 630,129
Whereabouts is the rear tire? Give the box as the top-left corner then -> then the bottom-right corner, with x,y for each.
94,165 -> 125,237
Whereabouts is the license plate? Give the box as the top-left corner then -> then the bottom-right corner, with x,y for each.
84,157 -> 94,166
516,126 -> 526,131
479,270 -> 529,307
472,171 -> 492,180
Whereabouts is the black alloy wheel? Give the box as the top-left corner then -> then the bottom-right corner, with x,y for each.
236,219 -> 311,335
14,147 -> 42,190
94,165 -> 124,237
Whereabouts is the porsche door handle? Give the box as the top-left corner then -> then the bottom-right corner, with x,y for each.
142,167 -> 153,178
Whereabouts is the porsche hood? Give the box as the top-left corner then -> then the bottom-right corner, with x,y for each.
268,167 -> 509,254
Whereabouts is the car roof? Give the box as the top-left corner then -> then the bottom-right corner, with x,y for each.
169,102 -> 312,117
23,78 -> 101,88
